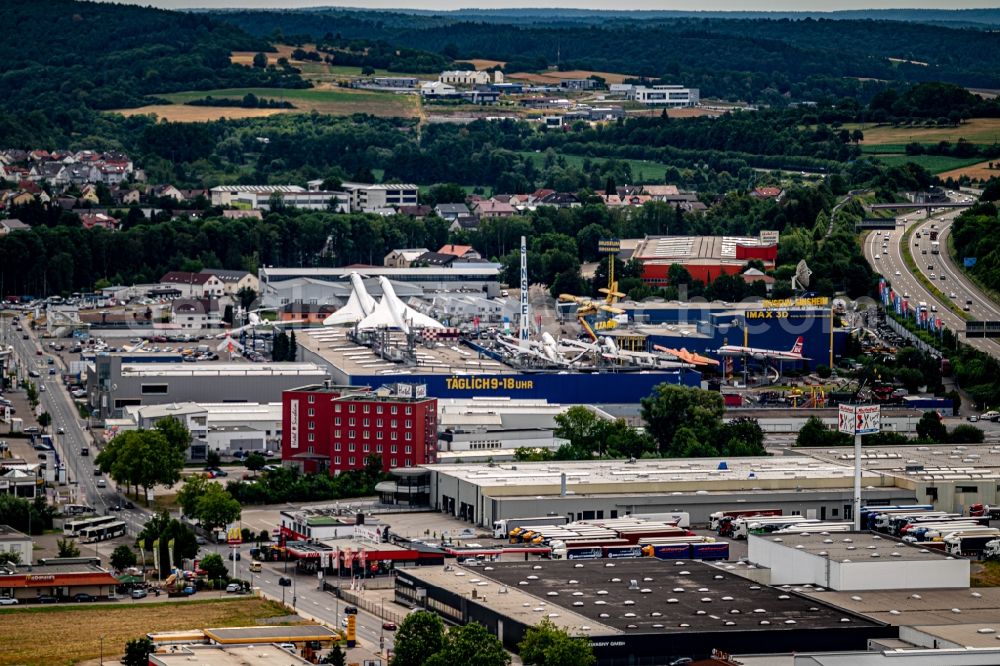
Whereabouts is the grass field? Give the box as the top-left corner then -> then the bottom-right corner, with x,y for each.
0,597 -> 292,666
873,154 -> 985,174
110,86 -> 419,121
464,58 -> 507,70
515,150 -> 667,182
230,44 -> 317,67
849,118 -> 1000,145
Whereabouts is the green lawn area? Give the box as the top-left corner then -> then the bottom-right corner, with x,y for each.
154,87 -> 419,118
873,154 -> 985,174
845,118 -> 1000,145
515,151 -> 668,183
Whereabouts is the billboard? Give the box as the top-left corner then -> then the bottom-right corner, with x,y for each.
289,399 -> 299,449
759,230 -> 780,245
965,257 -> 978,267
226,524 -> 242,545
346,614 -> 357,647
838,404 -> 881,435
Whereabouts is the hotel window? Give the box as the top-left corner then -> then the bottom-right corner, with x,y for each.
391,459 -> 397,468
308,395 -> 315,404
307,433 -> 315,442
364,405 -> 370,414
405,432 -> 412,441
391,420 -> 398,429
391,444 -> 398,453
376,444 -> 383,453
335,443 -> 341,451
363,430 -> 370,439
363,418 -> 369,427
335,430 -> 342,438
308,421 -> 315,430
335,417 -> 341,425
377,405 -> 384,414
349,457 -> 356,466
405,460 -> 412,467
349,405 -> 356,413
349,443 -> 356,452
364,444 -> 370,453
406,406 -> 413,415
334,456 -> 341,465
405,420 -> 412,429
405,445 -> 412,454
334,404 -> 340,412
391,406 -> 398,415
308,408 -> 315,417
349,430 -> 356,439
376,419 -> 383,427
349,418 -> 355,426
377,431 -> 383,440
392,432 -> 398,440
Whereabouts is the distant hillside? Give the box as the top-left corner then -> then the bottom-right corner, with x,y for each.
210,8 -> 1000,102
0,0 -> 307,145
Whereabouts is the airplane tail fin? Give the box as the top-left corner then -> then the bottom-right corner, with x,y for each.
790,336 -> 804,355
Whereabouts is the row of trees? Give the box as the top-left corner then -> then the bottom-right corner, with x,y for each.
94,417 -> 190,505
795,413 -> 984,448
391,612 -> 593,666
177,476 -> 242,531
225,457 -> 389,504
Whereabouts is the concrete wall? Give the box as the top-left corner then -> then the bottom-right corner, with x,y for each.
832,559 -> 969,591
749,536 -> 831,586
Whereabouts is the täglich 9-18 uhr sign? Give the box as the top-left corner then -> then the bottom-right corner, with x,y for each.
839,404 -> 881,529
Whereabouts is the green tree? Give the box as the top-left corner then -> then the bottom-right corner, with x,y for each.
514,447 -> 556,462
237,287 -> 258,312
916,411 -> 948,442
0,551 -> 21,565
110,544 -> 138,571
252,52 -> 268,69
390,611 -> 446,666
718,416 -> 767,456
518,619 -> 595,666
206,450 -> 222,469
795,415 -> 851,447
154,416 -> 191,454
57,538 -> 80,558
426,622 -> 510,666
288,330 -> 299,361
640,384 -> 725,457
196,484 -> 242,531
25,383 -> 38,407
200,552 -> 228,582
553,406 -> 607,458
245,453 -> 266,474
949,424 -> 985,444
178,475 -> 210,519
322,644 -> 347,666
38,412 -> 52,431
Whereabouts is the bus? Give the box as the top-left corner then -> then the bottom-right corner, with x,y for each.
62,504 -> 95,517
64,515 -> 118,537
80,521 -> 127,543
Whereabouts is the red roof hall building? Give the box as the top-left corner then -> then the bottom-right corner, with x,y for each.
282,384 -> 437,474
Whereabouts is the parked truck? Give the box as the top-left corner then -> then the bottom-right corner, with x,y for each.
710,508 -> 781,534
984,539 -> 1000,560
970,504 -> 1000,520
494,516 -> 568,539
946,534 -> 999,558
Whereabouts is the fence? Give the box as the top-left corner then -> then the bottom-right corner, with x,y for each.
327,583 -> 405,626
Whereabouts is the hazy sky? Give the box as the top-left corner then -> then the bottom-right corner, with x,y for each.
102,1 -> 1000,10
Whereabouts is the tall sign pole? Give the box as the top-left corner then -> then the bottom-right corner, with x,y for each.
519,235 -> 530,342
839,404 -> 881,529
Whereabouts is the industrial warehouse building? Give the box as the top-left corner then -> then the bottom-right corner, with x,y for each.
748,532 -> 970,590
87,353 -> 328,421
407,457 -> 917,526
395,559 -> 893,665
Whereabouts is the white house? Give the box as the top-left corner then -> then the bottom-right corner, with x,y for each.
170,298 -> 223,330
384,248 -> 431,268
439,70 -> 503,86
199,269 -> 259,297
159,271 -> 226,299
421,81 -> 457,98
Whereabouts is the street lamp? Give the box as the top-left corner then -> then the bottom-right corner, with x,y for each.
99,635 -> 105,666
380,597 -> 385,654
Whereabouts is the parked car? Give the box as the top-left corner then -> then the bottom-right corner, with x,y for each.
196,536 -> 207,545
131,588 -> 147,599
225,583 -> 241,593
73,593 -> 95,602
37,595 -> 59,604
0,597 -> 18,605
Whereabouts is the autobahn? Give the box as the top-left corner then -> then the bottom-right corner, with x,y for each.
864,200 -> 1000,359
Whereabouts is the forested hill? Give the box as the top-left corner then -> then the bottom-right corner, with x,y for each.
213,9 -> 1000,101
0,0 -> 306,145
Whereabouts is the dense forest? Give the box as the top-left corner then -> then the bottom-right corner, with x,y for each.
0,0 -> 307,146
214,9 -> 1000,102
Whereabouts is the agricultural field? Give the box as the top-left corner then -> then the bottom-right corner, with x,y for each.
110,86 -> 420,121
873,154 -> 985,174
515,151 -> 668,183
938,160 -> 1000,181
849,118 -> 1000,145
463,59 -> 507,70
508,69 -> 634,85
230,44 -> 318,67
0,597 -> 292,666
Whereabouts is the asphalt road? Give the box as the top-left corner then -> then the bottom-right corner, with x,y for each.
864,201 -> 1000,358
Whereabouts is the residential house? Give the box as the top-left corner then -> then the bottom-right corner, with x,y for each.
384,248 -> 431,268
473,200 -> 515,218
437,244 -> 482,260
642,185 -> 680,199
433,203 -> 471,221
99,164 -> 128,186
491,194 -> 527,207
602,194 -> 651,209
537,192 -> 582,208
751,187 -> 784,200
159,271 -> 226,299
79,184 -> 99,205
199,269 -> 258,297
171,298 -> 222,330
528,188 -> 555,204
111,187 -> 141,206
79,212 -> 119,230
448,215 -> 481,233
5,191 -> 37,208
179,188 -> 208,202
414,251 -> 458,267
0,218 -> 29,235
741,268 -> 775,292
151,184 -> 185,202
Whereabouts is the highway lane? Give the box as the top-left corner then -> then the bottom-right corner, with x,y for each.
865,205 -> 1000,357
